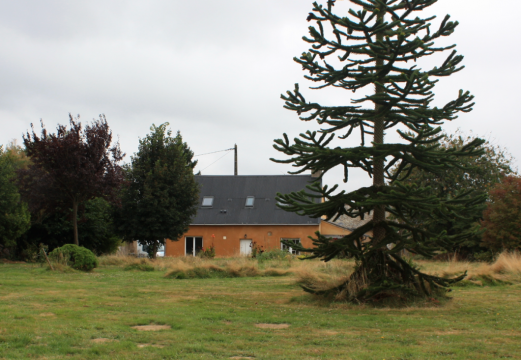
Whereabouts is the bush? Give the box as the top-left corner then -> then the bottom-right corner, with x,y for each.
198,244 -> 216,259
49,244 -> 98,271
256,249 -> 288,261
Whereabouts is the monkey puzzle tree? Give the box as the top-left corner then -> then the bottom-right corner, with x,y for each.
273,0 -> 485,301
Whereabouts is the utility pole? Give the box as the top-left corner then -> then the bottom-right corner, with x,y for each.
234,144 -> 238,176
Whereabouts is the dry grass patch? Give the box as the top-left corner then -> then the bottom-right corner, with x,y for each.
38,313 -> 56,317
434,330 -> 465,335
137,343 -> 164,348
255,323 -> 290,329
131,325 -> 171,331
318,330 -> 340,336
91,338 -> 117,343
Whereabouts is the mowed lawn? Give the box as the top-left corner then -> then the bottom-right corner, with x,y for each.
1,262 -> 520,360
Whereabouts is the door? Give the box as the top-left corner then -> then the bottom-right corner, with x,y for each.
240,239 -> 252,256
185,237 -> 203,256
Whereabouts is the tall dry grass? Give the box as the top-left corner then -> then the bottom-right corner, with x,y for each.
98,252 -> 521,286
290,252 -> 521,299
438,251 -> 521,285
98,254 -> 356,278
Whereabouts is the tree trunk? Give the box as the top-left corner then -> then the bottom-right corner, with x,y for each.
372,9 -> 386,245
72,199 -> 79,246
150,241 -> 159,259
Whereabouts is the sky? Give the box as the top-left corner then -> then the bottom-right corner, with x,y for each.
1,0 -> 520,194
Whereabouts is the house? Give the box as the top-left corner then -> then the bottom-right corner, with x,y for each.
321,211 -> 374,240
164,173 -> 373,257
165,174 -> 322,257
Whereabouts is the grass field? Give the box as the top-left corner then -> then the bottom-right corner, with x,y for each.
1,256 -> 521,360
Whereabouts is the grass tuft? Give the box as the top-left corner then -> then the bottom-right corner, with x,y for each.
124,261 -> 155,272
164,262 -> 260,279
439,251 -> 521,286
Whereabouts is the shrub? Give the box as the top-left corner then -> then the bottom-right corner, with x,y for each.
49,244 -> 98,271
198,244 -> 216,259
256,249 -> 288,261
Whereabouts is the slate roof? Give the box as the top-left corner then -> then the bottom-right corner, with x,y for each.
330,212 -> 373,230
192,175 -> 321,225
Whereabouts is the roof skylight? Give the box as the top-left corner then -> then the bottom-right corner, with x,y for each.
202,196 -> 214,207
245,196 -> 255,207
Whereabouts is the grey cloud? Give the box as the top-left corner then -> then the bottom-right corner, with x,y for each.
0,0 -> 520,196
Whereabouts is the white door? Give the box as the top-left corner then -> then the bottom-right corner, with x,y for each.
240,240 -> 252,255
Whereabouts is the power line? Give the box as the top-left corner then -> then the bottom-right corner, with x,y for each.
194,148 -> 234,157
199,151 -> 232,172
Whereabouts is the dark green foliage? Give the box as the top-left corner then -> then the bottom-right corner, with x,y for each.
0,146 -> 30,253
272,0 -> 483,302
256,249 -> 289,261
49,244 -> 98,271
393,131 -> 515,257
15,197 -> 120,259
114,124 -> 199,259
78,198 -> 121,255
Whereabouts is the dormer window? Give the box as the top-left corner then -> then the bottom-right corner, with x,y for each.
202,196 -> 214,207
245,196 -> 255,207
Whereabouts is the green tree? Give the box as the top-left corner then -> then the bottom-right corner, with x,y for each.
393,130 -> 515,257
272,0 -> 484,301
0,145 -> 30,253
480,176 -> 521,254
14,197 -> 121,259
114,124 -> 199,258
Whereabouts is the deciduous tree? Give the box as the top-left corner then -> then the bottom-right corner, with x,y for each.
0,146 -> 30,253
481,176 -> 521,253
273,0 -> 484,301
21,114 -> 124,246
114,124 -> 199,258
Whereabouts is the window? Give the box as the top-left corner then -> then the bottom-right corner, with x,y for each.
202,196 -> 213,207
281,238 -> 301,255
185,236 -> 203,256
245,196 -> 255,207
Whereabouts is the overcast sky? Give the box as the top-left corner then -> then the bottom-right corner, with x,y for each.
1,0 -> 519,193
